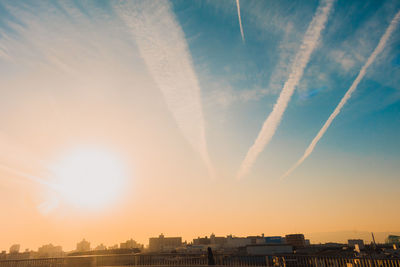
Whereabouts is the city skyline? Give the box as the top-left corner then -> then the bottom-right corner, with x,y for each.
3,231 -> 400,253
0,0 -> 399,254
2,231 -> 400,253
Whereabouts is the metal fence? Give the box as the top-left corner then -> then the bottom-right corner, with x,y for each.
1,254 -> 400,267
270,255 -> 400,267
0,257 -> 66,267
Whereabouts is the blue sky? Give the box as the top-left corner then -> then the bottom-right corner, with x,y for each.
0,0 -> 399,249
168,0 -> 400,180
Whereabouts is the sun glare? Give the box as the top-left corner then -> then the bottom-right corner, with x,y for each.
51,147 -> 127,210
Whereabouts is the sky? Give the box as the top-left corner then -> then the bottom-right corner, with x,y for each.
0,0 -> 399,251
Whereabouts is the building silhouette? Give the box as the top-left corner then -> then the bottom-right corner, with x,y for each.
37,244 -> 63,258
120,239 -> 143,249
285,234 -> 306,248
94,244 -> 107,251
9,244 -> 20,254
76,239 -> 90,252
149,234 -> 182,252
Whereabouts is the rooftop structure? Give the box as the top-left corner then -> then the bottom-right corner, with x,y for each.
285,234 -> 306,248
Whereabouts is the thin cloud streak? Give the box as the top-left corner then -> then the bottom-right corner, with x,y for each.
114,1 -> 214,178
281,10 -> 400,180
0,133 -> 54,189
0,44 -> 9,60
236,0 -> 245,42
1,1 -> 215,177
237,0 -> 334,180
0,162 -> 51,188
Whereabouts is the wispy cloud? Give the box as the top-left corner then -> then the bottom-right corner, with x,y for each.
281,10 -> 400,180
0,132 -> 51,187
208,84 -> 272,108
0,162 -> 50,187
1,1 -> 215,178
0,2 -> 117,72
237,0 -> 334,180
236,0 -> 245,42
0,41 -> 10,60
330,50 -> 356,71
114,1 -> 214,177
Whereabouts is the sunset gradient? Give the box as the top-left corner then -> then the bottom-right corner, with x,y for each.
0,0 -> 399,251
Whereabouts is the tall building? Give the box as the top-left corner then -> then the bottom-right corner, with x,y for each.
76,239 -> 90,252
285,234 -> 306,248
149,234 -> 182,252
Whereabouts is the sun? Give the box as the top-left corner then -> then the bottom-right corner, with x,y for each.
51,147 -> 127,209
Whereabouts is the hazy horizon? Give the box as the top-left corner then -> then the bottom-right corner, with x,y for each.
2,231 -> 400,252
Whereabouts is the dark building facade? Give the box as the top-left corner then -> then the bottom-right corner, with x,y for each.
285,234 -> 306,248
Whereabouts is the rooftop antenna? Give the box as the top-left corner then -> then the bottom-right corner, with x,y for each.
371,232 -> 377,249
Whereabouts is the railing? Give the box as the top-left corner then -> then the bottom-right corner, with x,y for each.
94,254 -> 269,266
0,257 -> 66,267
270,255 -> 400,267
0,254 -> 400,267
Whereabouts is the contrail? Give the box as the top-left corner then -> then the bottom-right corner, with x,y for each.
237,0 -> 334,180
1,1 -> 215,177
114,1 -> 214,178
282,10 -> 400,180
236,0 -> 245,42
0,133 -> 53,188
0,162 -> 52,188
